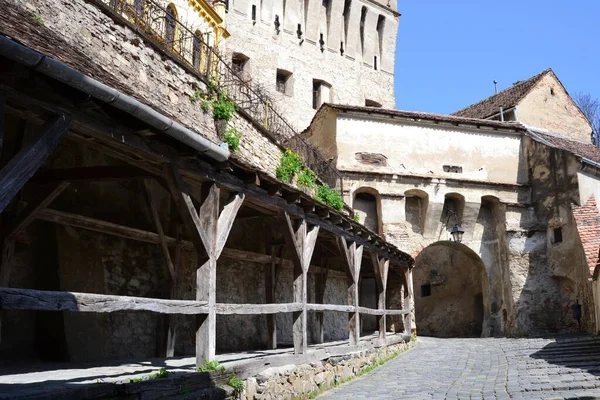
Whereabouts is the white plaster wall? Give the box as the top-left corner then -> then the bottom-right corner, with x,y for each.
577,171 -> 600,208
337,115 -> 524,184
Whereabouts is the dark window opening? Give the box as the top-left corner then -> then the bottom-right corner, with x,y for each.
365,99 -> 382,107
340,41 -> 344,55
319,33 -> 325,51
553,227 -> 563,244
359,6 -> 367,56
443,165 -> 463,173
551,87 -> 555,96
373,55 -> 378,70
225,0 -> 229,12
232,53 -> 249,74
297,23 -> 303,39
421,284 -> 431,297
251,4 -> 257,22
276,69 -> 292,94
312,81 -> 321,109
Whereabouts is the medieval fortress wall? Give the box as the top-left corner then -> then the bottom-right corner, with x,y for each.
222,0 -> 398,129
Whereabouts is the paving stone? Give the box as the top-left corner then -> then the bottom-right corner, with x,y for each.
318,335 -> 600,399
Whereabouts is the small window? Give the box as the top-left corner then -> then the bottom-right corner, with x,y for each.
550,87 -> 555,96
313,81 -> 321,109
374,55 -> 378,70
276,69 -> 292,95
365,99 -> 382,107
553,227 -> 563,244
251,4 -> 257,22
232,53 -> 249,75
421,284 -> 431,297
443,165 -> 463,173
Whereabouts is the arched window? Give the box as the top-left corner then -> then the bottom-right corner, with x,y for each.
441,193 -> 465,231
165,4 -> 178,48
405,189 -> 428,234
342,0 -> 351,46
353,189 -> 381,235
376,15 -> 385,68
192,30 -> 203,70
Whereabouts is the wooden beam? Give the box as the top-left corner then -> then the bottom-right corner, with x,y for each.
0,95 -> 4,156
265,244 -> 283,349
371,254 -> 389,339
3,182 -> 70,239
144,179 -> 176,282
314,259 -> 329,344
0,287 -> 209,314
0,114 -> 70,213
280,212 -> 319,355
403,267 -> 413,335
216,302 -> 303,314
29,166 -> 152,183
338,237 -> 363,346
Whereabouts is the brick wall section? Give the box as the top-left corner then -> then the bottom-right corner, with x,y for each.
572,196 -> 600,277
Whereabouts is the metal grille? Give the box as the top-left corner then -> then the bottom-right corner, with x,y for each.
97,0 -> 342,190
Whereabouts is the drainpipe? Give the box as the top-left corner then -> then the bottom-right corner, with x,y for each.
0,35 -> 230,162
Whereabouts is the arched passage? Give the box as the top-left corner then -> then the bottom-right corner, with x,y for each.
414,241 -> 489,337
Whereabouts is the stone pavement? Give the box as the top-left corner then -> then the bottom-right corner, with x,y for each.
318,335 -> 600,400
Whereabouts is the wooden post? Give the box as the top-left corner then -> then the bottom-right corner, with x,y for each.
0,114 -> 70,213
371,254 -> 389,340
338,237 -> 363,346
280,212 -> 319,355
314,259 -> 329,344
403,267 -> 413,336
165,165 -> 244,364
265,245 -> 283,349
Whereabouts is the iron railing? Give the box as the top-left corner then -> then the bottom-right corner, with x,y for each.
98,0 -> 342,190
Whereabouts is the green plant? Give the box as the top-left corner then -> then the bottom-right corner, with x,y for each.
212,94 -> 237,121
411,332 -> 417,342
127,368 -> 170,383
227,373 -> 244,394
196,359 -> 226,372
353,212 -> 360,222
201,99 -> 212,113
276,149 -> 303,183
297,168 -> 317,189
223,127 -> 242,151
32,14 -> 44,24
315,184 -> 344,211
179,386 -> 190,395
190,89 -> 203,103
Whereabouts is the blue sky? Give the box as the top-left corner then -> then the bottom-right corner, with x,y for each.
394,0 -> 600,114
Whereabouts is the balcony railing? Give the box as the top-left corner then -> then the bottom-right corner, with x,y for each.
96,0 -> 343,190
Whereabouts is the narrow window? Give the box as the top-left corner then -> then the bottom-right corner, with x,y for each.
251,4 -> 257,22
297,23 -> 303,39
550,87 -> 555,96
319,33 -> 325,52
225,0 -> 229,12
421,284 -> 431,298
322,0 -> 332,42
276,69 -> 292,94
342,0 -> 351,45
359,6 -> 367,57
192,30 -> 203,70
313,80 -> 321,109
373,55 -> 378,70
553,227 -> 563,244
165,4 -> 178,47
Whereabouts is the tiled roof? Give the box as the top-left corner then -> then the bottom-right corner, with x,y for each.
527,129 -> 600,164
572,196 -> 600,277
452,69 -> 552,119
323,104 -> 524,131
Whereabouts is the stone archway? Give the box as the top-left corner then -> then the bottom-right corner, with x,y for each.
414,241 -> 489,338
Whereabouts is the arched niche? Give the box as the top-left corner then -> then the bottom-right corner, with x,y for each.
353,187 -> 382,236
404,189 -> 428,234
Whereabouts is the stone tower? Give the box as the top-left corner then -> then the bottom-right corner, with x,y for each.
221,0 -> 400,129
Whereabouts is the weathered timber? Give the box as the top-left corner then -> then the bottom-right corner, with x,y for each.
315,259 -> 329,343
144,179 -> 176,281
307,304 -> 355,313
0,287 -> 209,314
265,244 -> 283,349
216,302 -> 303,314
0,114 -> 71,213
338,237 -> 363,346
281,212 -> 319,355
30,166 -> 152,183
403,267 -> 413,335
371,254 -> 390,339
0,81 -> 413,268
0,238 -> 15,344
165,223 -> 183,357
3,182 -> 69,238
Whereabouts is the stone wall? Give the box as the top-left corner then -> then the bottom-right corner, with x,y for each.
243,338 -> 414,399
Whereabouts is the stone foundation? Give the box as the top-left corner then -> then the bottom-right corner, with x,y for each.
241,339 -> 415,400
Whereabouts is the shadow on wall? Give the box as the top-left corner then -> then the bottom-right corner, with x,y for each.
413,241 -> 489,338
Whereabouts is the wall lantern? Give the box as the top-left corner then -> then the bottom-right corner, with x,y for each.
449,224 -> 465,243
446,210 -> 464,243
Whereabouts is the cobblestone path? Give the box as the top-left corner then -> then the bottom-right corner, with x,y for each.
318,335 -> 600,399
